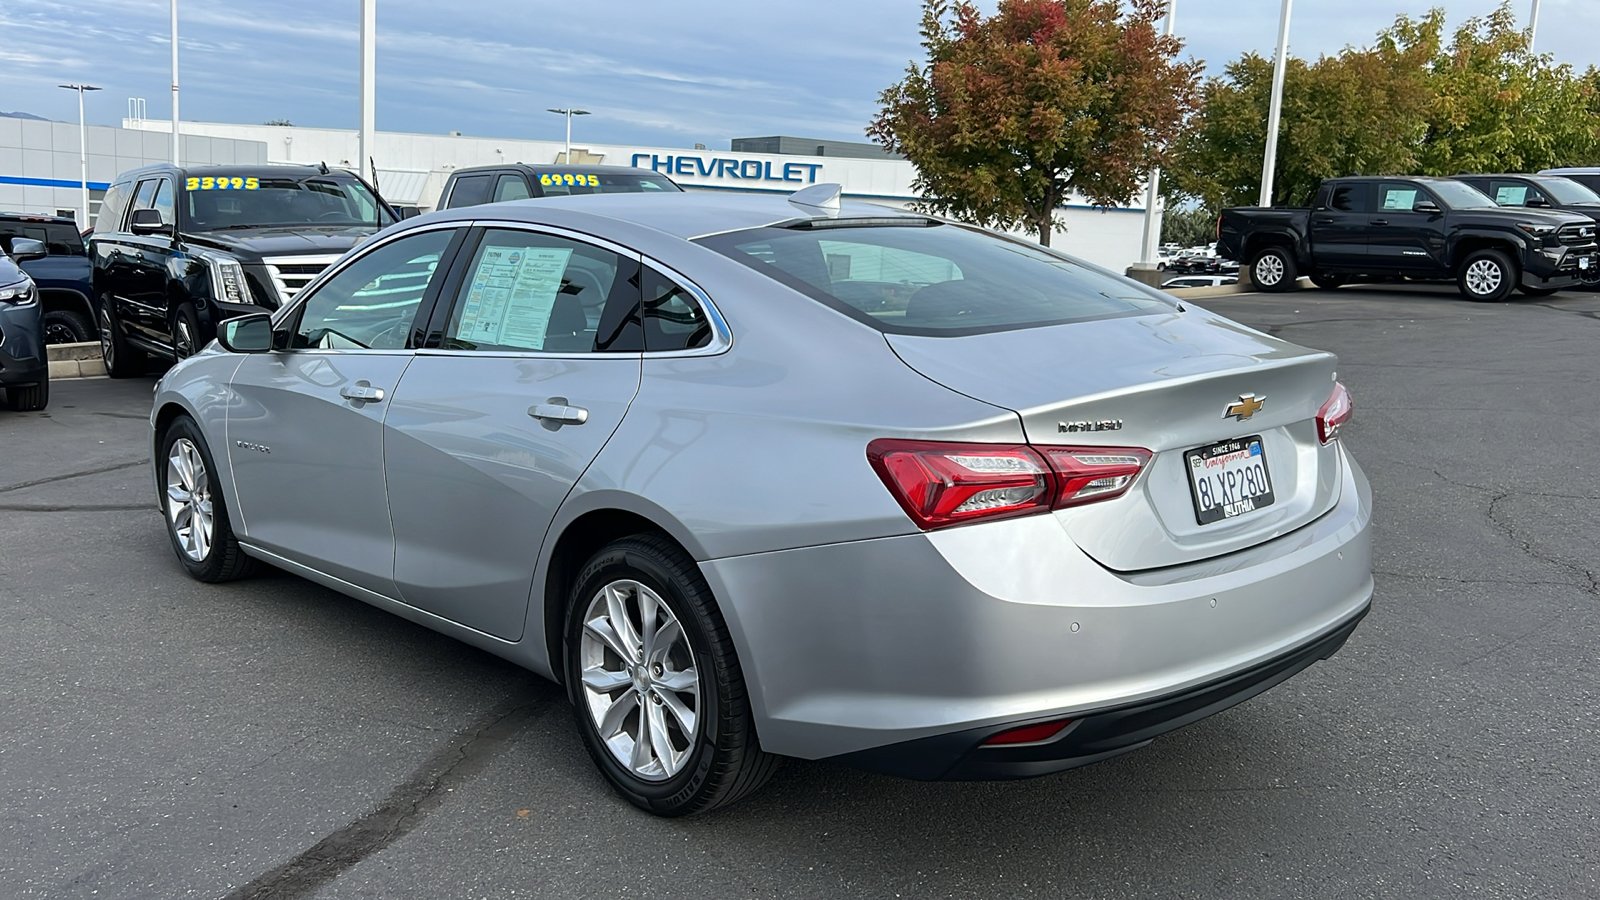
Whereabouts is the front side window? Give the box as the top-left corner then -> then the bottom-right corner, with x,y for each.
131,179 -> 160,212
494,175 -> 532,202
1378,184 -> 1422,212
152,179 -> 175,225
700,222 -> 1168,336
292,229 -> 454,350
442,228 -> 631,353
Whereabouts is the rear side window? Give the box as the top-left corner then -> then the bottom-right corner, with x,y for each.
446,174 -> 494,209
641,266 -> 711,352
699,223 -> 1167,336
95,182 -> 132,233
1326,184 -> 1369,212
1487,180 -> 1534,206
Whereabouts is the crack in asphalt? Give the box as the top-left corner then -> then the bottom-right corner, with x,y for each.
222,697 -> 550,900
0,459 -> 146,495
0,503 -> 152,512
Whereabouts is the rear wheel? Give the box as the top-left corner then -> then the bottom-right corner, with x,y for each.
565,534 -> 780,816
1251,247 -> 1297,292
158,416 -> 259,582
1309,272 -> 1347,290
99,303 -> 147,378
42,309 -> 94,345
1458,249 -> 1517,302
4,374 -> 49,412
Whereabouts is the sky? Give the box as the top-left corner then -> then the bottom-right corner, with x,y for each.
4,0 -> 1598,151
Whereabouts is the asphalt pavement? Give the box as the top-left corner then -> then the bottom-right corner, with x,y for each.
1,284 -> 1596,899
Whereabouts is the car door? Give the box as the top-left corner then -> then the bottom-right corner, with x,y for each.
120,177 -> 175,344
1309,182 -> 1371,268
1368,181 -> 1444,273
381,225 -> 645,639
225,225 -> 465,594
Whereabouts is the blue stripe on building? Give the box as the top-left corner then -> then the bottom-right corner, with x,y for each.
0,174 -> 113,191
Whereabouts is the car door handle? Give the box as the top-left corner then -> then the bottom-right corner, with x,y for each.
1370,219 -> 1389,226
529,402 -> 588,425
340,382 -> 385,403
1315,217 -> 1336,224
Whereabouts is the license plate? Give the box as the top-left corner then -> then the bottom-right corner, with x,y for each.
1581,257 -> 1592,270
1185,435 -> 1275,525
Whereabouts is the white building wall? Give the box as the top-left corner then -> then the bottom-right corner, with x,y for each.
120,119 -> 1156,271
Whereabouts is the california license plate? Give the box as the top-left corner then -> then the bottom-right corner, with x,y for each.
1186,435 -> 1275,525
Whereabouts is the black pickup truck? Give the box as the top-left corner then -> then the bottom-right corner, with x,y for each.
1217,176 -> 1599,301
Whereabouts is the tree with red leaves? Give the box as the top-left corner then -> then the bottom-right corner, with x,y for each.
870,0 -> 1200,246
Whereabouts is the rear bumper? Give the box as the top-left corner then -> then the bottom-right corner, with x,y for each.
836,604 -> 1366,780
699,446 -> 1373,768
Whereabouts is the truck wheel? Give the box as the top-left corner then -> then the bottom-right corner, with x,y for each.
99,304 -> 147,378
1457,249 -> 1516,302
1309,273 -> 1347,290
1251,247 -> 1297,292
42,309 -> 94,345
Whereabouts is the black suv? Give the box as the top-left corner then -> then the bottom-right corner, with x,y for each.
1,238 -> 49,411
0,212 -> 95,344
89,164 -> 397,376
438,164 -> 680,209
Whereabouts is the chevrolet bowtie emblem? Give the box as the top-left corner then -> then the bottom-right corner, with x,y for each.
1224,393 -> 1265,421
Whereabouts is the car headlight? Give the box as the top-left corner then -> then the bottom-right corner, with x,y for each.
1516,222 -> 1557,237
0,277 -> 37,305
198,251 -> 250,305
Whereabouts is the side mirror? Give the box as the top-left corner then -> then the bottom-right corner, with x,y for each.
397,207 -> 422,220
1525,196 -> 1550,208
8,237 -> 47,263
217,313 -> 275,353
1414,199 -> 1441,214
130,208 -> 172,236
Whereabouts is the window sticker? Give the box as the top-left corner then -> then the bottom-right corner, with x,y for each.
453,244 -> 573,350
1494,185 -> 1529,206
1381,189 -> 1417,211
185,176 -> 260,191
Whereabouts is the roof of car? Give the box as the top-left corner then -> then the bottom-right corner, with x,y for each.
1541,167 -> 1600,175
110,163 -> 365,183
0,211 -> 77,224
423,188 -> 928,241
450,163 -> 667,177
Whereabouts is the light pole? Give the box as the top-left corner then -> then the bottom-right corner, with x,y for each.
359,0 -> 375,181
1138,0 -> 1177,268
1258,0 -> 1294,208
1528,0 -> 1541,51
59,83 -> 102,229
546,108 -> 590,161
171,0 -> 180,165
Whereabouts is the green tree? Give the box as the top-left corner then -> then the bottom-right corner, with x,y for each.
1160,204 -> 1215,248
870,0 -> 1201,245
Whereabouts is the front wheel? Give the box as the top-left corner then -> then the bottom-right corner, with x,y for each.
1457,249 -> 1517,302
1251,247 -> 1298,292
565,534 -> 780,816
99,304 -> 147,378
172,305 -> 201,360
158,416 -> 259,582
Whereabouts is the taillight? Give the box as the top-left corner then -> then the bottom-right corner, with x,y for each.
1317,382 -> 1353,444
867,439 -> 1152,530
1038,447 -> 1153,509
867,440 -> 1052,530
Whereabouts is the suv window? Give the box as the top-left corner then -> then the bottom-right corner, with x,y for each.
292,229 -> 454,350
493,175 -> 532,202
1377,184 -> 1423,212
0,222 -> 86,256
1485,180 -> 1536,207
446,174 -> 494,209
700,223 -> 1167,336
131,178 -> 160,213
152,179 -> 175,225
95,182 -> 132,233
442,228 -> 631,353
641,266 -> 712,352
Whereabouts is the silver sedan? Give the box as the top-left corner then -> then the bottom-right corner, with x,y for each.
149,187 -> 1372,816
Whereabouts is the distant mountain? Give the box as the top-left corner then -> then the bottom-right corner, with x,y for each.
1,111 -> 49,120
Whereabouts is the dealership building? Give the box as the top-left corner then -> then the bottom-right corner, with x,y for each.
1,112 -> 1153,271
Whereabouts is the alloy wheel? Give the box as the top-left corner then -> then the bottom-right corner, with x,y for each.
1465,259 -> 1503,297
1255,254 -> 1284,286
99,308 -> 115,368
174,318 -> 196,359
165,438 -> 214,562
578,579 -> 701,781
44,321 -> 79,345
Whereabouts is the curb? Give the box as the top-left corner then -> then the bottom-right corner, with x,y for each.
46,342 -> 107,379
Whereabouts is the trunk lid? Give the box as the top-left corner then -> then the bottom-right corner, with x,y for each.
886,307 -> 1344,570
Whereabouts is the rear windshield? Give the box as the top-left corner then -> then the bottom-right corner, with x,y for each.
698,222 -> 1168,336
0,221 -> 86,256
183,175 -> 393,231
535,172 -> 681,196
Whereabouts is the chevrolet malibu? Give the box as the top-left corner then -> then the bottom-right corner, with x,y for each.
149,186 -> 1372,816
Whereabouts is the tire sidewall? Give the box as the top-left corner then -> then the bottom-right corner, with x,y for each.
1253,248 -> 1295,291
565,541 -> 724,812
157,416 -> 230,580
1460,250 -> 1515,302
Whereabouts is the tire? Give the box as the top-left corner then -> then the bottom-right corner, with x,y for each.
41,309 -> 94,345
157,416 -> 260,583
1457,249 -> 1517,302
172,304 -> 201,361
5,373 -> 49,412
1309,273 -> 1347,290
99,303 -> 147,378
1251,247 -> 1297,292
1518,284 -> 1559,297
565,533 -> 780,816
